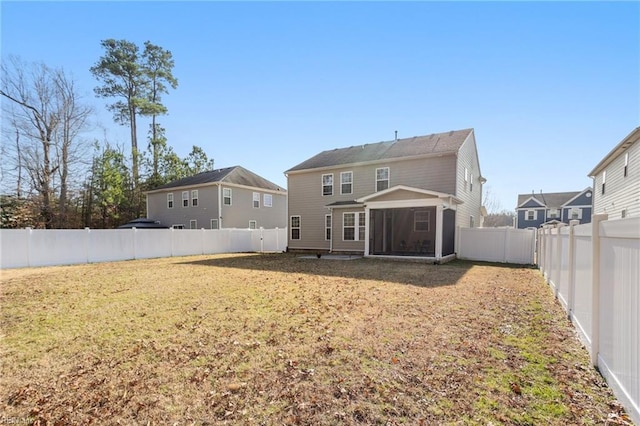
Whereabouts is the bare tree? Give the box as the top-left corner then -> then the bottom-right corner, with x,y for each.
1,56 -> 93,228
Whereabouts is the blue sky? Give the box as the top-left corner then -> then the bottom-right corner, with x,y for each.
2,1 -> 639,212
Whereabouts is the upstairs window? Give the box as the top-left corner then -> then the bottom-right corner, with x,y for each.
182,191 -> 189,207
223,188 -> 232,205
526,210 -> 537,221
376,167 -> 389,192
548,208 -> 559,219
322,174 -> 333,196
602,171 -> 606,195
253,192 -> 260,208
167,193 -> 174,209
341,171 -> 353,194
570,208 -> 582,220
470,173 -> 473,192
263,194 -> 273,207
191,190 -> 199,207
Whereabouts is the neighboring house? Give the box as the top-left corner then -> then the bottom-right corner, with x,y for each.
145,166 -> 287,230
515,188 -> 593,229
588,127 -> 640,219
284,128 -> 485,261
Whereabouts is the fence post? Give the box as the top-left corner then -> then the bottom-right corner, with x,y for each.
567,220 -> 579,320
260,227 -> 264,253
133,227 -> 137,260
590,213 -> 608,367
26,227 -> 32,268
555,223 -> 566,299
85,227 -> 91,264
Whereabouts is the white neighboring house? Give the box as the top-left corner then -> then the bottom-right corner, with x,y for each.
588,127 -> 640,219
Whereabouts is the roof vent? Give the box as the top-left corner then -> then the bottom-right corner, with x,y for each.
394,130 -> 398,141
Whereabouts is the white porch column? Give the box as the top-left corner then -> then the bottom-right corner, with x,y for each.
435,204 -> 443,259
363,206 -> 370,256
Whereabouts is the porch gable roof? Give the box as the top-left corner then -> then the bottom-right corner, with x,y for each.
356,185 -> 463,205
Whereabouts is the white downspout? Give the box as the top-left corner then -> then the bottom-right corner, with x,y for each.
217,183 -> 223,229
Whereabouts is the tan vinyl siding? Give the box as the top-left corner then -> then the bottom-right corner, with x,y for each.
147,185 -> 220,228
455,132 -> 483,228
287,154 -> 458,251
147,184 -> 286,229
593,140 -> 640,219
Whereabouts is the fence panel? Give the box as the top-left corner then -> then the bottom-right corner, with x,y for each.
597,218 -> 640,424
134,229 -> 173,259
557,227 -> 571,309
0,229 -> 29,269
572,224 -> 593,347
88,229 -> 135,263
458,227 -> 535,264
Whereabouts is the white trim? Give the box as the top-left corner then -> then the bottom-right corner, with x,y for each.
517,195 -> 546,209
357,185 -> 463,205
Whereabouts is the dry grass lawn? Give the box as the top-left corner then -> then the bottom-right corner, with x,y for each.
0,253 -> 633,425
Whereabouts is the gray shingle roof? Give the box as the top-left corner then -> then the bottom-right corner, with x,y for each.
517,191 -> 581,209
286,128 -> 474,172
149,166 -> 285,192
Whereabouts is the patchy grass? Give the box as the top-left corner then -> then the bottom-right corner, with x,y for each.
0,253 -> 632,425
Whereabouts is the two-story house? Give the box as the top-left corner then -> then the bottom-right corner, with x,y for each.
284,128 -> 485,262
515,189 -> 593,229
588,127 -> 640,219
145,166 -> 287,229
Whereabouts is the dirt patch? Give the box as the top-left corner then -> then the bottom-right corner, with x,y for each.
0,254 -> 633,425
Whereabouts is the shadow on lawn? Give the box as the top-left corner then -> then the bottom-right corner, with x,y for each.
177,253 -> 475,288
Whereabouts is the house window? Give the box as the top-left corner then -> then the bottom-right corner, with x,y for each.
172,224 -> 184,229
621,209 -> 627,219
470,174 -> 473,192
223,188 -> 232,205
343,212 -> 365,241
570,208 -> 582,220
322,174 -> 333,196
290,216 -> 301,240
325,214 -> 332,240
191,190 -> 199,207
464,167 -> 469,182
376,167 -> 389,192
341,171 -> 353,194
249,220 -> 257,229
167,193 -> 174,209
602,171 -> 606,195
548,208 -> 559,219
470,216 -> 475,228
526,210 -> 537,221
264,194 -> 273,207
190,220 -> 197,229
253,192 -> 260,208
211,219 -> 219,230
182,191 -> 189,207
414,210 -> 430,232
624,153 -> 629,177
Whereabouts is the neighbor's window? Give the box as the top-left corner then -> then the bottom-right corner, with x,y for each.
253,192 -> 260,208
376,167 -> 389,191
570,208 -> 582,220
325,214 -> 332,240
470,173 -> 473,192
191,190 -> 199,207
173,224 -> 184,229
548,208 -> 559,219
470,216 -> 475,228
624,153 -> 629,177
343,212 -> 365,241
182,191 -> 189,207
414,210 -> 430,232
341,171 -> 353,194
167,193 -> 174,209
322,174 -> 333,196
526,210 -> 536,221
190,220 -> 197,229
464,167 -> 469,182
223,188 -> 232,205
249,220 -> 257,229
264,193 -> 273,207
621,209 -> 627,219
602,171 -> 606,195
291,216 -> 301,240
210,219 -> 219,230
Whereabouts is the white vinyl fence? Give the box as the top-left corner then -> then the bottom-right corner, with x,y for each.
0,227 -> 287,269
538,215 -> 640,425
457,227 -> 536,264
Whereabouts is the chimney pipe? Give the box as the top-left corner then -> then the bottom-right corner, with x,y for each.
394,130 -> 398,141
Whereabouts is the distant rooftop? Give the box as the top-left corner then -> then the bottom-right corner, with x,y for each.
147,166 -> 286,192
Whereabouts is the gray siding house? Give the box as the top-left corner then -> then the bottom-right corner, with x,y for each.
588,127 -> 640,219
515,189 -> 593,229
145,166 -> 287,229
285,128 -> 485,262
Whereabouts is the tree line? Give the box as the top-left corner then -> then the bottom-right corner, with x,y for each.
1,39 -> 213,229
